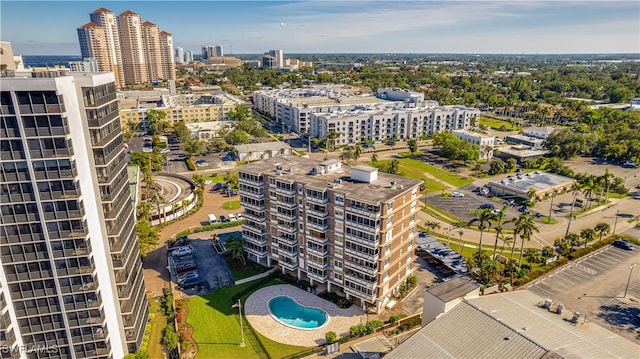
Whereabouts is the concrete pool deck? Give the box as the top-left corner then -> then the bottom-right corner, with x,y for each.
244,284 -> 366,347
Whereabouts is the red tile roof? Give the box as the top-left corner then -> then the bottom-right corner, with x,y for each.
119,10 -> 138,16
81,22 -> 102,29
92,7 -> 112,13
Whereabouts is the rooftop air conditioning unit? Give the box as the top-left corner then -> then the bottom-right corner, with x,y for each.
390,181 -> 397,186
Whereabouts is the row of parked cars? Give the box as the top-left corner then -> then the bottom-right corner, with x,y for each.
208,212 -> 243,224
170,245 -> 202,289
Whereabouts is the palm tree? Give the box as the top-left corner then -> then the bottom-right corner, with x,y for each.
389,159 -> 400,174
468,208 -> 497,254
142,168 -> 154,200
424,221 -> 441,234
581,178 -> 600,209
192,173 -> 206,194
565,182 -> 583,237
554,237 -> 571,257
594,222 -> 610,242
225,236 -> 246,266
150,192 -> 166,225
340,147 -> 355,165
599,169 -> 614,201
492,205 -> 513,258
325,130 -> 340,152
136,201 -> 153,221
514,212 -> 539,265
371,152 -> 379,165
353,144 -> 362,161
566,232 -> 581,247
480,259 -> 504,284
458,229 -> 465,253
580,228 -> 596,246
523,248 -> 541,265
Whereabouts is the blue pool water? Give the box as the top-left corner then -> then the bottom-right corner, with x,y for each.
268,296 -> 328,330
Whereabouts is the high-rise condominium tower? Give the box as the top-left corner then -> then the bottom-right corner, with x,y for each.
77,8 -> 175,87
0,42 -> 147,358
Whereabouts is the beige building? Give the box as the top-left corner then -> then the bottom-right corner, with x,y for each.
239,156 -> 422,313
77,8 -> 175,87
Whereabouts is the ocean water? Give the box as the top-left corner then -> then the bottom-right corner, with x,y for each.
22,55 -> 82,68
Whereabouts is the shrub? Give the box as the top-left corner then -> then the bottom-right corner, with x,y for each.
325,331 -> 337,344
318,292 -> 352,309
185,157 -> 196,171
163,325 -> 179,351
365,320 -> 384,334
388,315 -> 406,324
349,324 -> 367,338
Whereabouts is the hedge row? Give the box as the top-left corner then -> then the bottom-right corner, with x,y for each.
173,220 -> 243,242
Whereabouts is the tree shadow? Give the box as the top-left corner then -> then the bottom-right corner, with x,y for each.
596,303 -> 640,340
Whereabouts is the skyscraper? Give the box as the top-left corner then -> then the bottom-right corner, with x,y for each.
201,45 -> 223,59
175,47 -> 184,64
77,8 -> 175,87
0,42 -> 147,358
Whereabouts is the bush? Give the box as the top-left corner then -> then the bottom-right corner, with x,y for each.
325,331 -> 337,344
349,324 -> 367,338
185,157 -> 196,171
163,325 -> 179,351
365,320 -> 384,334
318,292 -> 352,309
388,315 -> 406,324
172,220 -> 243,243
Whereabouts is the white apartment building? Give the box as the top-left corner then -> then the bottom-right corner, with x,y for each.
68,58 -> 99,72
311,104 -> 480,145
452,130 -> 496,160
523,126 -> 555,139
239,156 -> 422,313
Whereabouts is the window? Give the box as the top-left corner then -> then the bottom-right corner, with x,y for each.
334,260 -> 343,269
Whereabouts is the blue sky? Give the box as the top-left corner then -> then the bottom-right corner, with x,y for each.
2,1 -> 639,55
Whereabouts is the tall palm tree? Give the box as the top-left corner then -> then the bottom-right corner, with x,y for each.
514,212 -> 539,265
492,205 -> 513,258
225,236 -> 246,266
565,182 -> 583,237
599,169 -> 614,200
424,221 -> 441,234
371,152 -> 379,165
389,159 -> 400,174
594,222 -> 610,242
136,201 -> 153,221
143,167 -> 154,200
581,178 -> 600,209
325,130 -> 340,152
468,208 -> 497,254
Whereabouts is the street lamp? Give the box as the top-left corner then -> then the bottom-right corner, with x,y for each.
612,209 -> 620,235
232,299 -> 245,347
547,190 -> 557,223
624,264 -> 636,298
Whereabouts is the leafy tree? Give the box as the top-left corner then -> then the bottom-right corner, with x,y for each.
407,139 -> 418,156
227,106 -> 250,121
488,160 -> 506,175
389,159 -> 400,174
183,138 -> 204,157
325,130 -> 340,151
136,219 -> 158,256
147,109 -> 169,135
136,201 -> 152,221
479,259 -> 504,284
225,172 -> 239,191
580,228 -> 596,245
594,222 -> 610,242
371,152 -> 379,165
225,129 -> 250,145
505,158 -> 517,172
173,121 -> 191,143
226,236 -> 246,266
130,152 -> 163,172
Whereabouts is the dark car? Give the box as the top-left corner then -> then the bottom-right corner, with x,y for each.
219,215 -> 228,223
212,183 -> 223,191
175,261 -> 196,273
613,240 -> 634,250
179,277 -> 201,289
479,203 -> 495,210
222,155 -> 235,161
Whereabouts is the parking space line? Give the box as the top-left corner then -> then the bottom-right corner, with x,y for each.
565,267 -> 593,279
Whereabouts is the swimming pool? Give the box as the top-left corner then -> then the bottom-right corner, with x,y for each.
268,296 -> 328,330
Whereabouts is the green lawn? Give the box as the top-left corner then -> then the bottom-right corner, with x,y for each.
376,158 -> 473,190
188,279 -> 308,359
225,255 -> 271,281
222,200 -> 241,210
479,117 -> 517,131
147,298 -> 166,359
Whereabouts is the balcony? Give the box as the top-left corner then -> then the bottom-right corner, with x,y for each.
277,223 -> 297,233
239,177 -> 264,187
306,196 -> 328,205
344,286 -> 377,302
275,200 -> 297,209
278,246 -> 297,256
243,232 -> 267,245
243,212 -> 266,223
344,220 -> 379,234
245,246 -> 267,258
306,246 -> 328,257
306,208 -> 328,218
280,259 -> 298,270
345,248 -> 378,262
345,260 -> 378,276
306,270 -> 327,282
276,211 -> 297,222
346,205 -> 381,218
275,186 -> 296,196
344,232 -> 379,247
240,200 -> 265,211
241,190 -> 265,200
306,233 -> 328,244
306,221 -> 328,232
275,235 -> 297,246
242,223 -> 265,236
344,273 -> 377,289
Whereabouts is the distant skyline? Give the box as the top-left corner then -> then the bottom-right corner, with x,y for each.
2,1 -> 639,56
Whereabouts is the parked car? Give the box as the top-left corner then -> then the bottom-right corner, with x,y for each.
177,271 -> 199,282
222,155 -> 235,161
479,203 -> 495,210
212,183 -> 223,191
160,148 -> 170,154
171,245 -> 194,257
518,206 -> 529,212
228,214 -> 237,221
613,240 -> 634,250
236,213 -> 244,219
196,161 -> 208,167
175,261 -> 196,273
451,192 -> 464,197
219,215 -> 228,223
504,199 -> 516,206
179,277 -> 201,289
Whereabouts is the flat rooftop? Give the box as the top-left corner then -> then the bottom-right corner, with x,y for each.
490,171 -> 574,194
425,276 -> 480,302
240,155 -> 421,203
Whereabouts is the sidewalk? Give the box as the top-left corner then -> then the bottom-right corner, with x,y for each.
235,268 -> 277,285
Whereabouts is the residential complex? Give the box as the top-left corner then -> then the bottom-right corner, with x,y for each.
0,44 -> 147,358
238,156 -> 422,313
77,8 -> 175,87
253,87 -> 480,144
202,45 -> 224,59
119,92 -> 244,131
452,130 -> 495,160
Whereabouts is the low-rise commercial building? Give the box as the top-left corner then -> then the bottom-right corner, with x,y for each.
238,156 -> 422,313
452,130 -> 495,160
488,171 -> 576,199
234,141 -> 293,161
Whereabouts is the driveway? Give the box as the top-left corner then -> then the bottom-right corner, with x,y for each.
171,238 -> 234,297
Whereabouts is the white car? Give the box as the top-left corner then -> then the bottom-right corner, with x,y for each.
195,161 -> 208,167
228,214 -> 237,221
161,148 -> 170,154
451,192 -> 464,197
171,245 -> 194,257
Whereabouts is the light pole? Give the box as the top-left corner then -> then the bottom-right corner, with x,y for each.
623,264 -> 636,298
547,190 -> 557,223
232,299 -> 245,347
612,209 -> 620,235
565,191 -> 578,238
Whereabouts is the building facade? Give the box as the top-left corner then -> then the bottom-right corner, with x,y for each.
0,59 -> 147,357
77,8 -> 175,87
452,130 -> 495,160
239,156 -> 422,313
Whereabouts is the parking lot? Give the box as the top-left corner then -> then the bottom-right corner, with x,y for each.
525,245 -> 640,341
169,238 -> 234,296
427,185 -> 522,222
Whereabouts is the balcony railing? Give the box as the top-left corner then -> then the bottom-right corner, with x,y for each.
239,177 -> 264,186
242,212 -> 265,223
306,233 -> 328,244
344,232 -> 379,247
344,272 -> 377,289
306,246 -> 328,257
280,259 -> 298,270
241,191 -> 265,200
275,235 -> 297,246
306,196 -> 328,205
344,220 -> 379,233
345,261 -> 378,276
276,200 -> 297,209
345,248 -> 378,262
276,187 -> 296,196
346,205 -> 381,217
276,212 -> 297,222
344,286 -> 377,302
240,200 -> 265,211
277,223 -> 297,233
245,246 -> 267,258
306,208 -> 328,218
306,270 -> 327,282
306,221 -> 328,232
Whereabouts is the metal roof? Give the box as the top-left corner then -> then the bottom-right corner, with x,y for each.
386,301 -> 548,359
425,276 -> 480,303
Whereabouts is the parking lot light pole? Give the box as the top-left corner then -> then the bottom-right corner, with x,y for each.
624,264 -> 636,298
232,299 -> 245,347
612,209 -> 620,235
